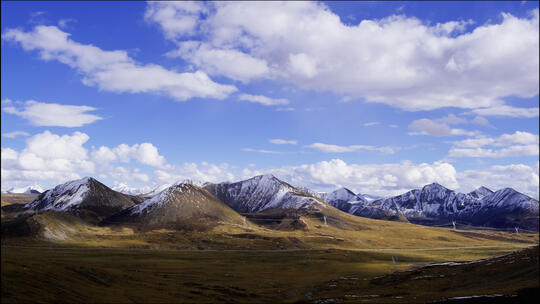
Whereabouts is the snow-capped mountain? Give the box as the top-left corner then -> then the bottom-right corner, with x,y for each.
103,182 -> 243,230
4,185 -> 44,194
317,187 -> 366,213
111,183 -> 153,196
25,177 -> 142,218
467,186 -> 494,199
325,183 -> 539,230
357,193 -> 381,202
204,174 -> 327,213
140,180 -> 204,197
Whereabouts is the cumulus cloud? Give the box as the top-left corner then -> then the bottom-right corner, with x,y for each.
2,131 -> 30,138
1,131 -> 168,191
238,94 -> 289,106
2,133 -> 537,198
449,131 -> 539,158
2,99 -> 102,127
269,139 -> 297,145
1,131 -> 95,189
154,161 -> 235,184
91,143 -> 167,168
458,163 -> 539,198
2,25 -> 237,101
242,159 -> 538,198
169,41 -> 270,83
307,143 -> 398,154
242,159 -> 459,197
146,2 -> 539,111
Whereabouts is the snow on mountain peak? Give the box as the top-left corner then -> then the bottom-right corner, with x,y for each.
25,177 -> 93,211
319,187 -> 359,203
5,185 -> 44,194
205,175 -> 325,213
130,183 -> 195,214
468,186 -> 494,199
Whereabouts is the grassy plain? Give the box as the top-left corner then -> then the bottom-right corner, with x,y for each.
2,245 -> 537,304
1,195 -> 538,303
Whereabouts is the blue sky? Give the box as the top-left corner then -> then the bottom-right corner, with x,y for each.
1,1 -> 539,197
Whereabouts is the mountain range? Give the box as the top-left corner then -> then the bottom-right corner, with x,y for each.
12,175 -> 540,231
3,185 -> 43,194
320,183 -> 539,231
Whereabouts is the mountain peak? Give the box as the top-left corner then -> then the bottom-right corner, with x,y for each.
24,177 -> 138,218
468,186 -> 494,199
476,186 -> 493,192
422,182 -> 449,192
204,175 -> 324,213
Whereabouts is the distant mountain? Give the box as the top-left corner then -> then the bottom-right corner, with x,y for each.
318,188 -> 366,214
323,183 -> 539,230
25,177 -> 143,220
4,185 -> 43,194
111,183 -> 152,196
467,186 -> 494,199
103,182 -> 243,231
203,174 -> 327,213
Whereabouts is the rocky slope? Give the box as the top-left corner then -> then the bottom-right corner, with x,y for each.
204,174 -> 327,213
323,183 -> 539,230
24,177 -> 142,220
318,187 -> 366,214
103,182 -> 244,231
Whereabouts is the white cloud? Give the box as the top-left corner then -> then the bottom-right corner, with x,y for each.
449,131 -> 539,158
470,105 -> 539,118
2,25 -> 237,101
91,143 -> 167,168
242,159 -> 458,197
154,161 -> 235,184
146,2 -> 539,111
276,107 -> 295,112
2,131 -> 30,138
1,131 -> 95,189
289,53 -> 318,78
459,163 -> 539,198
2,99 -> 102,127
307,143 -> 398,154
169,41 -> 269,83
238,94 -> 289,106
1,131 -> 168,191
58,18 -> 76,29
408,118 -> 479,137
144,1 -> 208,40
241,148 -> 283,154
437,114 -> 467,125
449,146 -> 538,158
242,159 -> 538,198
363,122 -> 380,127
269,139 -> 297,145
103,166 -> 150,183
471,116 -> 490,126
2,133 -> 537,198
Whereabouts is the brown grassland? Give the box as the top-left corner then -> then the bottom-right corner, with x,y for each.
1,194 -> 538,303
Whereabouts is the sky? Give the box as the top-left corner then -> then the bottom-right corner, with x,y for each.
1,1 -> 539,198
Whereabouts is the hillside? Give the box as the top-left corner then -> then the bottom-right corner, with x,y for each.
25,177 -> 143,221
103,183 -> 245,231
204,174 -> 328,213
323,183 -> 539,231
